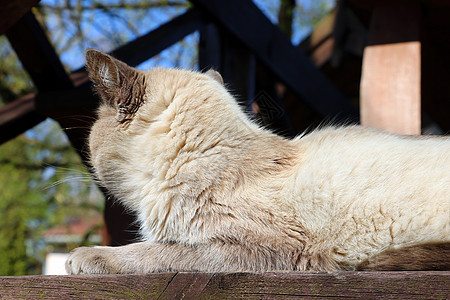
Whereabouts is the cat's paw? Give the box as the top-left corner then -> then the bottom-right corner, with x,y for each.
65,246 -> 117,274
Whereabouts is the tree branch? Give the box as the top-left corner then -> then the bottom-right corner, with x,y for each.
39,2 -> 189,12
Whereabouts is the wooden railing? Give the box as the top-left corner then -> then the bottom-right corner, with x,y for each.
1,271 -> 449,299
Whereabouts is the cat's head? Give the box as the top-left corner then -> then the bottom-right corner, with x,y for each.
85,49 -> 224,124
84,49 -> 237,191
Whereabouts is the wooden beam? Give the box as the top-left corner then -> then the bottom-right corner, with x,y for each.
6,11 -> 73,91
199,23 -> 295,137
199,23 -> 222,72
0,78 -> 92,146
35,86 -> 98,119
421,3 -> 450,133
0,272 -> 448,298
111,9 -> 203,67
190,0 -> 359,122
0,94 -> 45,144
199,23 -> 257,109
360,1 -> 421,135
220,31 -> 257,108
0,0 -> 39,35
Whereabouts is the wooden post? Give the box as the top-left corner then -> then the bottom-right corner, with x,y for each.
221,32 -> 256,109
199,22 -> 222,71
199,23 -> 256,110
360,1 -> 421,135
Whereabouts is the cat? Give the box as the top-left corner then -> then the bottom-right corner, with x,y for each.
66,49 -> 450,274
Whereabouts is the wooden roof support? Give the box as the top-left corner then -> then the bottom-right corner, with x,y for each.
112,9 -> 203,67
199,22 -> 295,137
360,1 -> 421,135
5,11 -> 73,91
0,94 -> 45,144
0,0 -> 39,35
3,11 -> 86,153
199,22 -> 258,110
0,9 -> 79,144
190,0 -> 359,123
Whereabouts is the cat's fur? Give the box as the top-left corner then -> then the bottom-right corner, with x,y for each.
66,49 -> 450,274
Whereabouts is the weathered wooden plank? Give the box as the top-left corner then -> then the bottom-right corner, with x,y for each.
360,1 -> 421,135
157,272 -> 213,299
0,0 -> 39,35
0,273 -> 176,299
190,0 -> 359,123
204,272 -> 450,299
0,272 -> 448,299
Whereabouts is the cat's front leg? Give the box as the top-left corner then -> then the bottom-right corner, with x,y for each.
66,242 -> 182,274
66,241 -> 241,274
66,239 -> 314,274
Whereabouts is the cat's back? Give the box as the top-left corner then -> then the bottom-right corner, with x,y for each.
290,126 -> 449,204
293,126 -> 449,185
275,126 -> 449,264
283,126 -> 449,240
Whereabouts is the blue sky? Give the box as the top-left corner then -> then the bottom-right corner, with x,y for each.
40,0 -> 334,72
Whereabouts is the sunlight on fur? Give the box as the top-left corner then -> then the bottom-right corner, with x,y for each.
66,49 -> 449,274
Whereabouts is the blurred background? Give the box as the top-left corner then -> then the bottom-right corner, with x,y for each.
0,0 -> 335,275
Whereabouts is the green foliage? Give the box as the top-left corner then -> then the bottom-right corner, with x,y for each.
0,137 -> 45,275
0,38 -> 103,274
0,124 -> 103,275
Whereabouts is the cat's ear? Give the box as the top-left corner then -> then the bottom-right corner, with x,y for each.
85,49 -> 145,122
205,69 -> 224,85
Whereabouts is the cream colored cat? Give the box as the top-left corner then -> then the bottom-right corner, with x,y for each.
66,49 -> 449,274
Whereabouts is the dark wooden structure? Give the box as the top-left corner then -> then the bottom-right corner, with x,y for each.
302,0 -> 450,135
0,0 -> 449,295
